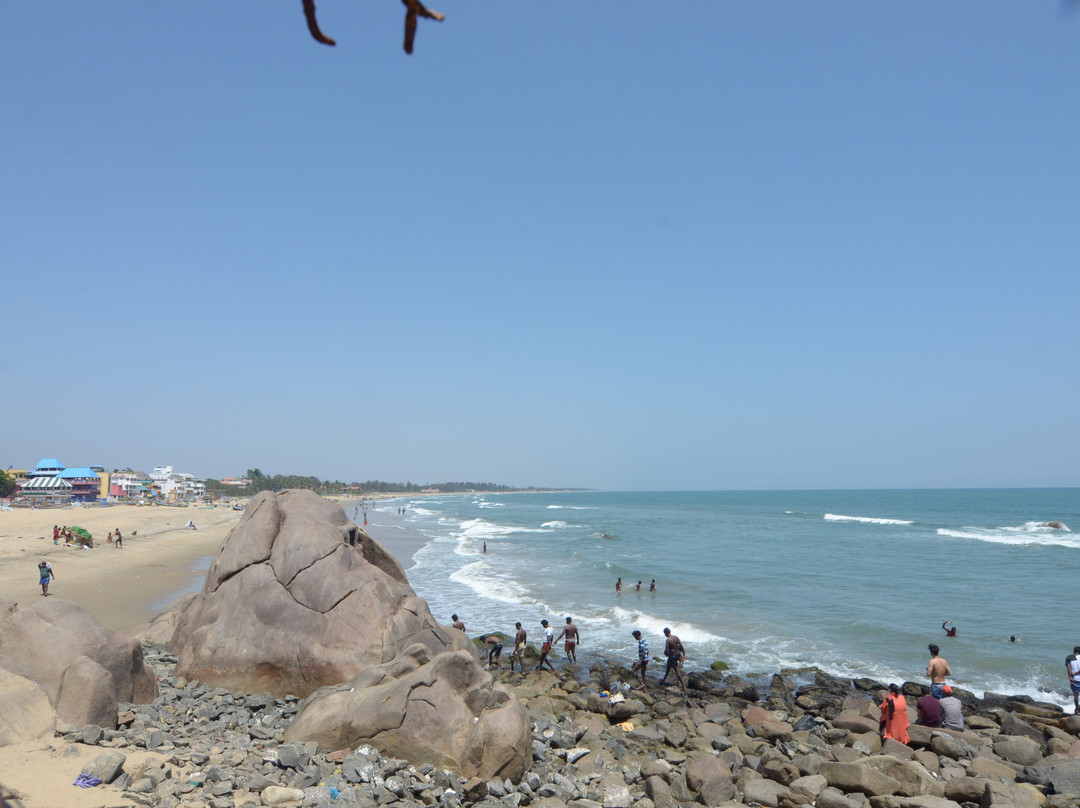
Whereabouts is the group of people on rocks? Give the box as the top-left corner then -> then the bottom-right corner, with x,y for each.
880,643 -> 966,743
453,614 -> 688,692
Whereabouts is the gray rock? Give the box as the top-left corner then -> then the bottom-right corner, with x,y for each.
81,750 -> 128,784
820,761 -> 901,797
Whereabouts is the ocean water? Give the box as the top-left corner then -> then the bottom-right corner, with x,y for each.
357,489 -> 1079,708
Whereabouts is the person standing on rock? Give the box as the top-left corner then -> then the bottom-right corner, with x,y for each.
631,629 -> 650,692
927,643 -> 951,699
451,614 -> 465,631
879,683 -> 910,744
554,616 -> 579,663
535,619 -> 558,673
1066,646 -> 1080,713
38,560 -> 55,596
658,627 -> 686,690
509,622 -> 527,673
939,685 -> 964,730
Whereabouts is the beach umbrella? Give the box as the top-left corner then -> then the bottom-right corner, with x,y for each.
68,526 -> 92,540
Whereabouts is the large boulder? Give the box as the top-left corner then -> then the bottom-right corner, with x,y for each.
285,648 -> 530,782
170,490 -> 476,697
0,598 -> 157,731
0,668 -> 55,743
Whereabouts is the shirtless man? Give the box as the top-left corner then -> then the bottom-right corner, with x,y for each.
615,577 -> 622,593
554,616 -> 579,663
927,643 -> 951,699
484,634 -> 503,669
451,613 -> 465,631
509,622 -> 527,673
658,627 -> 686,690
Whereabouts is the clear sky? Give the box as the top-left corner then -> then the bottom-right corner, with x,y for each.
3,2 -> 1078,490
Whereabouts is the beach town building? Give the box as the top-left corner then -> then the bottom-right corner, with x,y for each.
19,476 -> 73,504
3,467 -> 28,483
56,467 -> 102,502
111,471 -> 153,500
151,466 -> 206,502
28,458 -> 65,478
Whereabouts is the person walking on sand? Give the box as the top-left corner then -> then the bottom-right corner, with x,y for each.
535,619 -> 557,673
509,622 -> 527,673
1066,646 -> 1080,713
658,627 -> 687,690
38,560 -> 55,597
451,614 -> 466,631
927,643 -> 951,699
115,528 -> 123,549
631,630 -> 650,691
554,616 -> 579,663
484,634 -> 503,669
879,683 -> 910,744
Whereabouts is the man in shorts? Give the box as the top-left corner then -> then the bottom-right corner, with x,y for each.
1067,646 -> 1080,713
484,634 -> 503,669
555,616 -> 579,663
535,619 -> 557,673
509,622 -> 527,673
631,630 -> 649,692
38,560 -> 56,596
927,644 -> 951,699
658,627 -> 686,690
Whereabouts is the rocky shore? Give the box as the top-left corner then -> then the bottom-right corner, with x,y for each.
19,643 -> 1080,808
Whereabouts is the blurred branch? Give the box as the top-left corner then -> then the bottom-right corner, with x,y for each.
300,0 -> 446,53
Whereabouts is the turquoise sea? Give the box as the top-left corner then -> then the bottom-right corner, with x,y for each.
357,489 -> 1079,707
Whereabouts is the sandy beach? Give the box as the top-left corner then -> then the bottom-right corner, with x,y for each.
0,503 -> 245,634
0,496 -> 436,808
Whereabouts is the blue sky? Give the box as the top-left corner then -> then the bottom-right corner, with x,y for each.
3,2 -> 1078,490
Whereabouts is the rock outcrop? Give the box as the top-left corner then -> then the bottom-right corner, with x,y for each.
169,489 -> 476,697
0,597 -> 157,735
286,648 -> 531,782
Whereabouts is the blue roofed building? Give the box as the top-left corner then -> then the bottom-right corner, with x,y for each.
57,467 -> 101,502
29,458 -> 65,478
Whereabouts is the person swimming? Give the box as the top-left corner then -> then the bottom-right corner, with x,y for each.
942,620 -> 957,637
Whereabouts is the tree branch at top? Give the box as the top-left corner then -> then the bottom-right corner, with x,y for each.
301,0 -> 446,54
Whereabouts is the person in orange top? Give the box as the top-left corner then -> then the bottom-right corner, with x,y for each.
879,683 -> 910,744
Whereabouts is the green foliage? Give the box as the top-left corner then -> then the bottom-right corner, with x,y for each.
0,470 -> 15,498
202,473 -> 557,497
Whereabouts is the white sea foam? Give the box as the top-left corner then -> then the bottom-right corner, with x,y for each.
541,520 -> 574,529
449,560 -> 532,607
824,513 -> 913,526
937,524 -> 1080,548
458,518 -> 551,540
610,606 -> 723,645
547,505 -> 594,510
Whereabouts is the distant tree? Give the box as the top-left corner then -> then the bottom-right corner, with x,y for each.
0,470 -> 14,498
